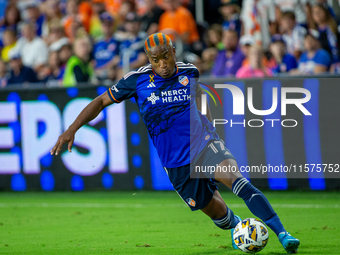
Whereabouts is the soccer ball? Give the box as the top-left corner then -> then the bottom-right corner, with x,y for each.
233,218 -> 269,253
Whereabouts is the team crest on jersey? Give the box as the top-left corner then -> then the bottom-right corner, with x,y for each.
186,198 -> 196,207
178,75 -> 189,86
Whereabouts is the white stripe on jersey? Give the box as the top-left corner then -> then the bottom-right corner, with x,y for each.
178,66 -> 198,69
123,66 -> 152,80
177,61 -> 193,66
177,62 -> 198,70
138,64 -> 152,72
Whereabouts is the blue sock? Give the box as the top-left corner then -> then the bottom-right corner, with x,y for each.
213,207 -> 240,230
232,177 -> 286,236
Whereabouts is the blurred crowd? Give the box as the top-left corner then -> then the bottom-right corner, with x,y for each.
0,0 -> 340,88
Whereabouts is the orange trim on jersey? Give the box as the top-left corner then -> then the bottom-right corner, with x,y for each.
108,88 -> 121,103
152,68 -> 157,76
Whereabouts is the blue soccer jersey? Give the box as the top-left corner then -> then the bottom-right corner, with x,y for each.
107,62 -> 217,168
93,37 -> 119,68
118,35 -> 145,67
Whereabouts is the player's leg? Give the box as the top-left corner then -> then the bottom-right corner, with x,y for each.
200,189 -> 241,249
201,190 -> 240,229
215,158 -> 300,253
165,164 -> 241,234
215,158 -> 286,234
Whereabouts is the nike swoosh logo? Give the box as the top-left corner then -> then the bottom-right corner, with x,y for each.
249,194 -> 260,202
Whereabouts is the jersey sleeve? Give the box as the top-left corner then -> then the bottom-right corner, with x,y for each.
107,73 -> 137,103
190,65 -> 200,92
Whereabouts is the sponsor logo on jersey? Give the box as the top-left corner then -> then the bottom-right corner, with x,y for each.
111,84 -> 119,92
147,74 -> 156,88
186,198 -> 196,207
147,92 -> 159,104
160,89 -> 191,103
178,75 -> 189,86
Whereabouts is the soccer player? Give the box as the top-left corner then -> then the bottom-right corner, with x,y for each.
50,33 -> 300,253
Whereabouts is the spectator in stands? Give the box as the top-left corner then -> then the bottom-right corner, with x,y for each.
1,29 -> 17,62
25,2 -> 45,37
0,59 -> 8,88
41,0 -> 63,38
7,51 -> 39,85
201,24 -> 224,74
239,34 -> 254,59
38,50 -> 63,87
46,22 -> 68,47
140,0 -> 164,35
269,34 -> 297,74
158,0 -> 199,47
240,0 -> 277,49
306,0 -> 335,28
63,37 -> 94,86
280,11 -> 307,60
219,0 -> 241,37
117,0 -> 137,29
89,0 -> 106,39
0,4 -> 21,47
78,0 -> 93,32
117,12 -> 147,78
236,45 -> 273,78
0,1 -> 7,22
274,0 -> 308,28
311,4 -> 340,63
63,0 -> 89,42
58,42 -> 73,79
211,29 -> 245,77
205,24 -> 225,51
239,34 -> 275,69
291,30 -> 331,75
12,22 -> 48,72
103,0 -> 123,16
93,12 -> 120,81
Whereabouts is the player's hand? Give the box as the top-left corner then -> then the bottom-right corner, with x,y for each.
50,129 -> 76,155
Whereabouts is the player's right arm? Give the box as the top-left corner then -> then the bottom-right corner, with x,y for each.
51,70 -> 137,156
50,92 -> 113,155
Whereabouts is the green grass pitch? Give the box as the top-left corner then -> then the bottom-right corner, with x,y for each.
0,191 -> 339,255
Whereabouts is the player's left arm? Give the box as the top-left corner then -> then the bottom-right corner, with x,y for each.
196,84 -> 213,122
